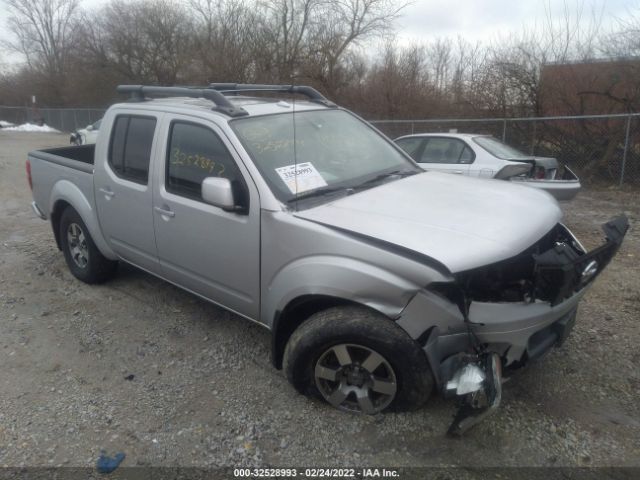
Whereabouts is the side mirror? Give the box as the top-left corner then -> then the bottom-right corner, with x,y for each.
86,125 -> 93,131
202,177 -> 235,210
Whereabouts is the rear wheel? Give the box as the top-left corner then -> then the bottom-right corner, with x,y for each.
59,207 -> 117,284
283,306 -> 434,413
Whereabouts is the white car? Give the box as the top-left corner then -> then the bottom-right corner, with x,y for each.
70,119 -> 102,145
395,133 -> 581,201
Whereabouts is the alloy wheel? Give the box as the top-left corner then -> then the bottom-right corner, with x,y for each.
314,343 -> 397,414
67,222 -> 89,268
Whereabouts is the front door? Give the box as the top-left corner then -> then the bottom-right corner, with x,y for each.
94,112 -> 160,273
152,116 -> 260,320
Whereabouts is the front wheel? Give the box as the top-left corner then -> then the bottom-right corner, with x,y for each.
283,306 -> 434,414
59,207 -> 117,284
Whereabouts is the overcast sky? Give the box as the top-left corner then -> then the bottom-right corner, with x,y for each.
395,0 -> 632,45
0,0 -> 636,65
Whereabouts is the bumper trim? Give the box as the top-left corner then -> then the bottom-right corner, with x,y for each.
534,214 -> 629,306
31,201 -> 46,220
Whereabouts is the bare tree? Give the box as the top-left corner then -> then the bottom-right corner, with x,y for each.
259,0 -> 322,81
607,5 -> 640,57
304,0 -> 408,94
188,0 -> 265,83
4,0 -> 81,102
79,0 -> 194,85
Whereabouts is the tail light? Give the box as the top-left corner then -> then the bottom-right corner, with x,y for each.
494,163 -> 532,179
26,159 -> 33,190
535,166 -> 546,179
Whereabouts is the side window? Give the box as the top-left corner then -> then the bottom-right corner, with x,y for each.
108,115 -> 156,184
109,116 -> 128,175
166,122 -> 243,201
395,137 -> 424,161
420,138 -> 472,164
460,145 -> 475,164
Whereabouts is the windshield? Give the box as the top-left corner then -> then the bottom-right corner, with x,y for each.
231,109 -> 419,204
473,136 -> 531,160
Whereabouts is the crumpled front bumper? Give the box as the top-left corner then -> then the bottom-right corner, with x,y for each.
396,214 -> 629,434
398,214 -> 629,379
468,293 -> 583,365
397,273 -> 587,389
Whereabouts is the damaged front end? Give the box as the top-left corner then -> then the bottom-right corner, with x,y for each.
456,214 -> 628,306
436,215 -> 629,436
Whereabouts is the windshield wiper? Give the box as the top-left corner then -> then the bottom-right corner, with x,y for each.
286,186 -> 348,203
352,169 -> 418,190
286,169 -> 417,204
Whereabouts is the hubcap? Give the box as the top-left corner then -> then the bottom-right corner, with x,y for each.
67,223 -> 89,268
314,343 -> 397,414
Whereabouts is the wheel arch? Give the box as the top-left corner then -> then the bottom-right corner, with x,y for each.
49,181 -> 117,260
271,295 -> 387,369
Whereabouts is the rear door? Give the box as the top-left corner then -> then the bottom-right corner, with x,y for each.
414,137 -> 474,175
94,112 -> 161,273
152,115 -> 261,320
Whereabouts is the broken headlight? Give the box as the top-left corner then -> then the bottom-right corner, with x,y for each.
454,224 -> 585,304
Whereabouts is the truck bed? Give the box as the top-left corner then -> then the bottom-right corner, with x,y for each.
28,144 -> 96,222
29,144 -> 95,174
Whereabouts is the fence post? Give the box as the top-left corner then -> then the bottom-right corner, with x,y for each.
530,121 -> 537,155
620,115 -> 631,187
502,119 -> 507,142
411,122 -> 415,134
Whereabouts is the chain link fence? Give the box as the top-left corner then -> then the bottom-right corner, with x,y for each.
0,106 -> 106,133
1,105 -> 638,186
371,114 -> 640,187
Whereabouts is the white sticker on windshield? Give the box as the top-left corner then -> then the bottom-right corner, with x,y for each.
276,162 -> 328,194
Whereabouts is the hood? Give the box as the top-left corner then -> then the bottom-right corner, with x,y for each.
294,172 -> 562,272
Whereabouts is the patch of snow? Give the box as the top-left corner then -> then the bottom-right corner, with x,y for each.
0,120 -> 15,128
4,122 -> 60,133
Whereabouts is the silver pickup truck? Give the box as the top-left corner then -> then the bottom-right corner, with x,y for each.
27,84 -> 628,434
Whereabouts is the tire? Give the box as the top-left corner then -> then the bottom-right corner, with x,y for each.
59,207 -> 117,284
283,306 -> 434,414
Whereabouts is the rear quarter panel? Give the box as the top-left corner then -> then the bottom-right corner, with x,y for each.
29,153 -> 116,259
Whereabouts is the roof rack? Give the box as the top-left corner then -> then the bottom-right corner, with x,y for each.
208,83 -> 336,107
116,85 -> 249,117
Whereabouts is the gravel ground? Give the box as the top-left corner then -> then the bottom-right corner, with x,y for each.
0,131 -> 639,471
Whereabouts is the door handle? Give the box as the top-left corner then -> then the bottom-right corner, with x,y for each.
452,170 -> 464,174
154,206 -> 175,218
99,187 -> 115,197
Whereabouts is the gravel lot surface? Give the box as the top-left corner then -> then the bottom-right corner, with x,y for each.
0,131 -> 638,471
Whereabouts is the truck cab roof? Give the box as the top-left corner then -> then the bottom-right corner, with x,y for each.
112,84 -> 335,120
112,96 -> 329,119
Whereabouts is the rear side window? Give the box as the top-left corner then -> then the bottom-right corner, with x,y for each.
421,138 -> 475,164
108,115 -> 156,184
166,122 -> 243,201
459,145 -> 475,164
